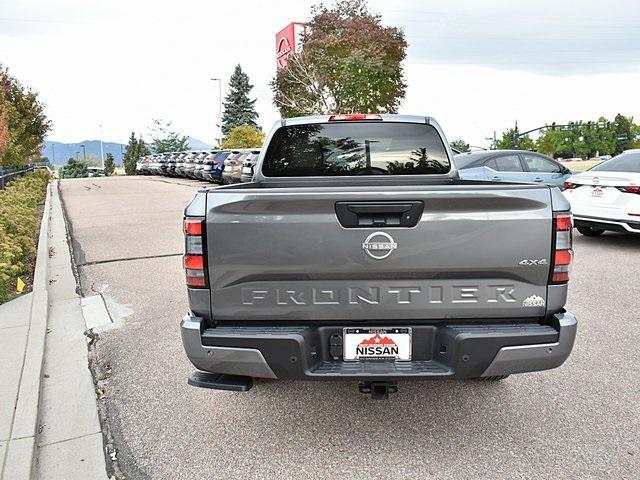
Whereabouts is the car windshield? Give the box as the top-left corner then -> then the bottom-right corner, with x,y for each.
262,122 -> 449,177
213,151 -> 230,161
590,152 -> 640,173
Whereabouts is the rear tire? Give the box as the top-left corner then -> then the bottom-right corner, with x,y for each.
577,226 -> 604,237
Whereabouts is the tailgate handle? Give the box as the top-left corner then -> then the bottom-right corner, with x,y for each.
335,201 -> 424,228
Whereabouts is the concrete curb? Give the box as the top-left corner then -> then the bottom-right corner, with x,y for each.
1,182 -> 51,480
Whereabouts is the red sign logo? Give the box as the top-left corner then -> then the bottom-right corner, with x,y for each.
275,22 -> 305,69
356,334 -> 398,356
276,36 -> 292,68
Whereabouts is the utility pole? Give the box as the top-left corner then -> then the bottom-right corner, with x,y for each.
485,131 -> 497,150
51,143 -> 55,164
99,124 -> 105,169
210,78 -> 223,147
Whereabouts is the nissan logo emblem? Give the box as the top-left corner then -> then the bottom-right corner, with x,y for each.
362,232 -> 398,260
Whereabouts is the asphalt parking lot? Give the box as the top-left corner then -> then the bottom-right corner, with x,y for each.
60,175 -> 639,480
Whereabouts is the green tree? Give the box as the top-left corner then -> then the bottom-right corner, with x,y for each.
450,139 -> 470,153
61,157 -> 88,178
272,0 -> 407,117
222,65 -> 259,135
123,132 -> 149,175
612,113 -> 635,154
220,125 -> 265,149
149,119 -> 189,153
536,119 -> 618,159
104,152 -> 115,176
497,124 -> 535,150
0,64 -> 51,167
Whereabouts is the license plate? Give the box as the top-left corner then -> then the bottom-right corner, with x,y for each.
591,186 -> 604,197
343,327 -> 412,361
242,167 -> 252,174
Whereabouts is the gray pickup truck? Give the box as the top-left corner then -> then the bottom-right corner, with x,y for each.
180,114 -> 577,399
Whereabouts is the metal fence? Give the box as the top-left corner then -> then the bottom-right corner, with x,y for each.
0,165 -> 36,190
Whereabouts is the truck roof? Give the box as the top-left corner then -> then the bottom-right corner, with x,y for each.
281,114 -> 438,127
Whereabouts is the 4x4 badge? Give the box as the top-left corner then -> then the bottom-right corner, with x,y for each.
518,259 -> 548,266
362,232 -> 397,260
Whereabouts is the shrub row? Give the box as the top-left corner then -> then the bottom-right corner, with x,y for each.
0,170 -> 50,303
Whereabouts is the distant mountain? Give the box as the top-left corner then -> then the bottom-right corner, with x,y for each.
44,136 -> 214,165
187,137 -> 214,150
43,140 -> 126,165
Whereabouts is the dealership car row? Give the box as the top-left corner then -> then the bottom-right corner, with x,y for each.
136,148 -> 260,184
136,146 -> 640,237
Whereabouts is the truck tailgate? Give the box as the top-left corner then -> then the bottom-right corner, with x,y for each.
206,184 -> 552,321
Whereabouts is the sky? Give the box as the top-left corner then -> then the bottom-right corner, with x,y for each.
1,0 -> 639,148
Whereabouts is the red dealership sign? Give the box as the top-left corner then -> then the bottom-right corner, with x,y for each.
275,22 -> 306,69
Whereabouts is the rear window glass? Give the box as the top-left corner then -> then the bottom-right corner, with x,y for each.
213,151 -> 231,161
453,153 -> 485,169
262,122 -> 449,177
591,152 -> 640,173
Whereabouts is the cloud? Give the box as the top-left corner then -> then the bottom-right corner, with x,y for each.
1,0 -> 638,146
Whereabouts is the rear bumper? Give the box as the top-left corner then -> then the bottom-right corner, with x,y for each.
181,313 -> 577,380
574,215 -> 640,233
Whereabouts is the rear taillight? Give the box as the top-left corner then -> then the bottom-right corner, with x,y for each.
184,217 -> 207,288
551,213 -> 573,284
616,186 -> 640,194
563,181 -> 579,190
328,114 -> 382,121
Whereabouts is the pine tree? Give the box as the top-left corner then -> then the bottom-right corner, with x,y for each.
221,65 -> 258,135
122,132 -> 149,175
104,153 -> 115,176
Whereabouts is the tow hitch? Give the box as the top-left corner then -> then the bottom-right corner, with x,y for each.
358,381 -> 398,400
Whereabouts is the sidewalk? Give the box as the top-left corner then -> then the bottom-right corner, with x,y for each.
0,180 -> 109,479
34,180 -> 109,479
0,294 -> 36,478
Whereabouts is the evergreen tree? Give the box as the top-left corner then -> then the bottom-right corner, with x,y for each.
122,132 -> 149,175
104,153 -> 115,176
221,65 -> 258,135
61,157 -> 88,178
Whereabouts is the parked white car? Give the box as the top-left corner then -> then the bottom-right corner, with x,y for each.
563,149 -> 640,236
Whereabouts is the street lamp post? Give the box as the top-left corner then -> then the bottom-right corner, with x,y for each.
99,124 -> 105,170
210,78 -> 223,147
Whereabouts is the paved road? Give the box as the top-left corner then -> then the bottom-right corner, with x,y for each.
60,176 -> 639,480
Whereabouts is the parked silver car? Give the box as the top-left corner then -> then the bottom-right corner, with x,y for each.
222,149 -> 257,184
454,150 -> 573,189
240,150 -> 261,182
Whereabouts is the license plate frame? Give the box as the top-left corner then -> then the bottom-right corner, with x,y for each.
343,327 -> 412,361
